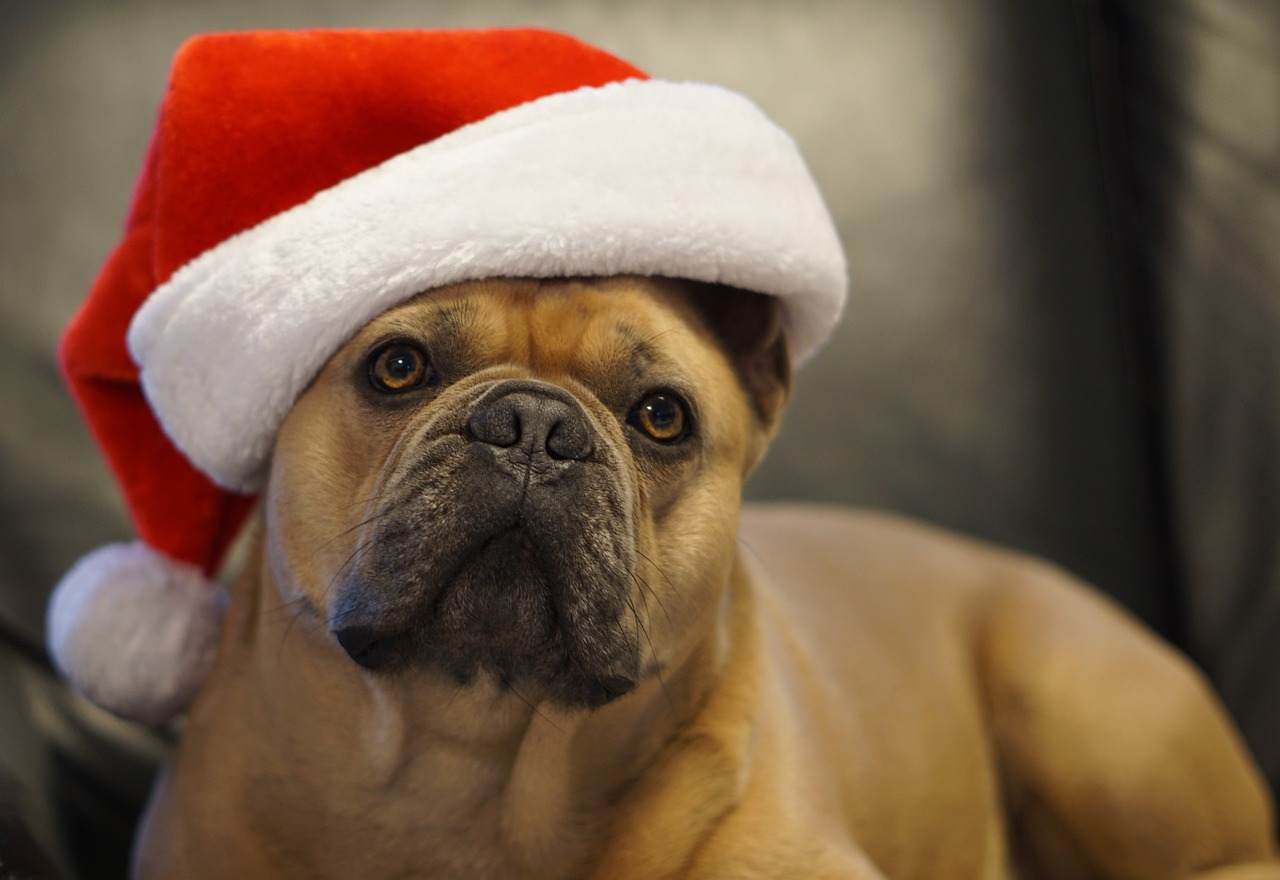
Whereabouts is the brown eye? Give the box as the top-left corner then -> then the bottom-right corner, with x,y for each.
368,342 -> 431,393
629,392 -> 690,444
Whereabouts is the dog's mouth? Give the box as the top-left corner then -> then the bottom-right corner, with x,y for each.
333,525 -> 548,671
329,379 -> 641,709
336,522 -> 637,707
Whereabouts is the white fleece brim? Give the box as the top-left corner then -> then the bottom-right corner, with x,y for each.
127,78 -> 847,492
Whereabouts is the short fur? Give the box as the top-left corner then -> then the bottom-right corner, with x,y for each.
134,277 -> 1279,879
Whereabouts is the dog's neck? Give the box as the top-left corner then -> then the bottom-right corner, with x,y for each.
174,534 -> 757,880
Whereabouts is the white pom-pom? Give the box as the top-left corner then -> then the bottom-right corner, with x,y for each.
47,541 -> 223,725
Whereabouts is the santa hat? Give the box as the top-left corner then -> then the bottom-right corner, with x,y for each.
49,28 -> 847,724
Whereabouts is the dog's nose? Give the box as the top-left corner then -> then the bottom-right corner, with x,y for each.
467,390 -> 594,461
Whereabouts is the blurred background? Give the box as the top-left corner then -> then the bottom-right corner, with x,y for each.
2,0 -> 1277,875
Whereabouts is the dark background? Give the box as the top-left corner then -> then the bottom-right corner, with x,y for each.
2,0 -> 1277,875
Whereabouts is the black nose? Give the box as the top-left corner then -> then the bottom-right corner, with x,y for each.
467,389 -> 595,461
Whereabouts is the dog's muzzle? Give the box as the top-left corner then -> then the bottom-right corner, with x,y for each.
330,379 -> 640,707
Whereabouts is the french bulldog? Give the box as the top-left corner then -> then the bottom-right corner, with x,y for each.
134,276 -> 1278,879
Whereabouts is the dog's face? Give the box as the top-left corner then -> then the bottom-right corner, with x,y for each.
264,276 -> 789,709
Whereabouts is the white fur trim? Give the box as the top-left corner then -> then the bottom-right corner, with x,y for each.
46,542 -> 222,725
127,79 -> 847,492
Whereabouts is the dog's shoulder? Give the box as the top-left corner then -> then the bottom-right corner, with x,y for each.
736,501 -> 1190,691
734,503 -> 1278,874
738,501 -> 1127,620
737,501 -> 1048,618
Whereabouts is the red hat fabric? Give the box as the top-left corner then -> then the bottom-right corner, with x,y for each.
49,28 -> 847,723
60,28 -> 650,573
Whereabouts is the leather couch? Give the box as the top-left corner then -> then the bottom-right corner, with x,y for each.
2,0 -> 1276,875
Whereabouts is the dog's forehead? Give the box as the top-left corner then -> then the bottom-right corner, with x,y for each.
354,277 -> 715,377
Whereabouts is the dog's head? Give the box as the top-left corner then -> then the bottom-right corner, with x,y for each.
264,276 -> 789,708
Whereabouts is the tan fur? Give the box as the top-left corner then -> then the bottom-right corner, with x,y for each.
134,277 -> 1279,879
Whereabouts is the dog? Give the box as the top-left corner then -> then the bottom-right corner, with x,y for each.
132,275 -> 1279,879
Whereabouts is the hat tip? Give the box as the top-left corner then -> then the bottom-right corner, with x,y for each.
47,541 -> 223,725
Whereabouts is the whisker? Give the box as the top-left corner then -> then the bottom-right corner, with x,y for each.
319,509 -> 392,552
629,577 -> 674,711
624,591 -> 650,657
338,490 -> 387,511
320,533 -> 383,611
506,678 -> 562,733
262,595 -> 310,623
638,326 -> 677,348
272,517 -> 388,658
280,600 -> 307,649
634,550 -> 677,629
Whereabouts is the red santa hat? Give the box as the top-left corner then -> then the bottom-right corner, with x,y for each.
48,28 -> 847,724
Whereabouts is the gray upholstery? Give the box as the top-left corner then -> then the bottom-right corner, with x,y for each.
2,0 -> 1276,875
1114,0 -> 1280,780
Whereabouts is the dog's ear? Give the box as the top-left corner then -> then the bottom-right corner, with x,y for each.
684,282 -> 792,433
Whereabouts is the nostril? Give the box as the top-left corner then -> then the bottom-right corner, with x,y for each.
333,625 -> 401,671
467,405 -> 520,448
546,419 -> 594,461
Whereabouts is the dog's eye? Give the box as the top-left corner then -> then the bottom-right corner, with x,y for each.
629,392 -> 690,444
368,342 -> 432,393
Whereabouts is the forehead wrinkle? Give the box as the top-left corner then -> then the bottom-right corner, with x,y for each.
431,299 -> 480,336
564,317 -> 637,380
570,320 -> 693,402
620,317 -> 698,378
501,286 -> 539,366
517,284 -> 606,372
427,297 -> 500,370
617,324 -> 666,376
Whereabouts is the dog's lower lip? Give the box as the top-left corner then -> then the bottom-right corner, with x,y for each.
333,624 -> 402,671
587,675 -> 638,708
